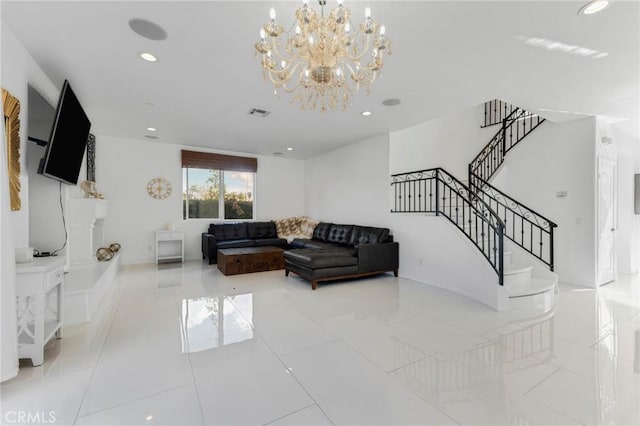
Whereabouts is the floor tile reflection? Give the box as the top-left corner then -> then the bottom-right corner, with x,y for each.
2,261 -> 639,426
180,295 -> 254,353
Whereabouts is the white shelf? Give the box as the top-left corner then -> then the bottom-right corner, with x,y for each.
16,258 -> 64,366
17,322 -> 60,345
155,230 -> 184,264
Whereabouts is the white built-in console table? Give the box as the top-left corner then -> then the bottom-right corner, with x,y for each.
155,230 -> 184,264
15,256 -> 65,366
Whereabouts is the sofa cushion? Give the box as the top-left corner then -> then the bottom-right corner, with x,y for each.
255,238 -> 287,247
312,223 -> 332,241
302,241 -> 337,250
284,249 -> 358,269
211,223 -> 249,241
247,221 -> 277,239
349,226 -> 390,245
289,238 -> 310,249
216,239 -> 256,249
326,224 -> 354,246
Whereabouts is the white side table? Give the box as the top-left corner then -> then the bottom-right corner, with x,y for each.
15,256 -> 65,366
155,230 -> 184,264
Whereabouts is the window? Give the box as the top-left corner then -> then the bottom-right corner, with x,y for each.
182,150 -> 257,220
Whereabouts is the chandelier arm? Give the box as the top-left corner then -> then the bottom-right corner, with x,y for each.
346,33 -> 374,62
277,63 -> 303,93
268,37 -> 303,65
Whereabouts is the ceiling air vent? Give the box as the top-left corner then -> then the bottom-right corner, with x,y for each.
248,108 -> 270,117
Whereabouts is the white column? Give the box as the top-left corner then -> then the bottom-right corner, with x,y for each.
1,106 -> 19,382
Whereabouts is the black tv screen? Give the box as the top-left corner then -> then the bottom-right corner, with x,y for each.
38,80 -> 91,185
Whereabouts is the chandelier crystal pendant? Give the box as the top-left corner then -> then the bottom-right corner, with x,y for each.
255,0 -> 391,112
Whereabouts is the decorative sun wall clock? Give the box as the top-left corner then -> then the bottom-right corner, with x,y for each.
3,88 -> 21,211
147,177 -> 172,199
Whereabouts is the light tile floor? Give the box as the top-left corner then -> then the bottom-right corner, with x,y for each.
2,261 -> 639,426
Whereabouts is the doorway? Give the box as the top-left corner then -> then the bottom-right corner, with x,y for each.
597,156 -> 617,285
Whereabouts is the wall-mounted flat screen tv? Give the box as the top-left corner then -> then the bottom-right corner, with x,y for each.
37,79 -> 91,185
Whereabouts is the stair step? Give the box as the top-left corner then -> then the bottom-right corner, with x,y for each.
503,262 -> 533,288
490,250 -> 512,265
506,276 -> 557,298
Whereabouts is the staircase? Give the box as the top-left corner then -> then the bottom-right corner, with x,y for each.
391,100 -> 558,312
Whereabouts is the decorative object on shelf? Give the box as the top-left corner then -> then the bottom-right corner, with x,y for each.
86,133 -> 96,182
146,177 -> 172,199
109,243 -> 121,252
96,246 -> 114,262
254,0 -> 391,112
2,88 -> 21,210
80,180 -> 97,198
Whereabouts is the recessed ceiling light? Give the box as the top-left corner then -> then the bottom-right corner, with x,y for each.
578,0 -> 609,15
139,52 -> 157,62
287,147 -> 294,151
145,135 -> 159,140
147,127 -> 157,132
273,152 -> 284,156
382,98 -> 401,107
361,111 -> 372,116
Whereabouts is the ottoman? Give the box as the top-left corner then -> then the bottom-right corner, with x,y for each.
284,249 -> 358,290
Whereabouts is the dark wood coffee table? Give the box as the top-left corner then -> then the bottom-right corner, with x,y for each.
217,246 -> 285,276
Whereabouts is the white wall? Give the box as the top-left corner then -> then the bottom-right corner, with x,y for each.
613,127 -> 640,274
1,86 -> 18,382
27,131 -> 71,254
495,117 -> 597,287
1,24 -> 59,248
305,133 -> 391,226
392,214 -> 507,309
95,135 -> 305,265
390,105 -> 495,178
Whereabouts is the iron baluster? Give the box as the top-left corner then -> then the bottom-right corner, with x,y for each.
502,118 -> 507,160
435,171 -> 440,216
539,227 -> 543,258
530,222 -> 533,254
550,227 -> 555,271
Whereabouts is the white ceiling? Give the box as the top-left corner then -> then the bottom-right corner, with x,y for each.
2,1 -> 639,159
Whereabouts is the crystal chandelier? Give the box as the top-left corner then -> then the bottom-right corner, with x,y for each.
254,0 -> 391,112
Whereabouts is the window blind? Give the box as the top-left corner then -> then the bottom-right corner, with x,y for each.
181,150 -> 257,173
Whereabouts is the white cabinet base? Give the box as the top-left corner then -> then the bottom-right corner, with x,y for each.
155,230 -> 184,264
15,257 -> 65,367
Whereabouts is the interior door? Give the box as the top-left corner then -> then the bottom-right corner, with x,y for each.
597,157 -> 616,285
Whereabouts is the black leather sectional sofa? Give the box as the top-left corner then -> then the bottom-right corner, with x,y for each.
201,221 -> 287,264
202,220 -> 399,290
285,223 -> 399,290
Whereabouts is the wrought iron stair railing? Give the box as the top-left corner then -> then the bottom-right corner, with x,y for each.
468,174 -> 557,270
470,107 -> 545,183
391,168 -> 505,285
482,99 -> 517,128
470,101 -> 555,271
